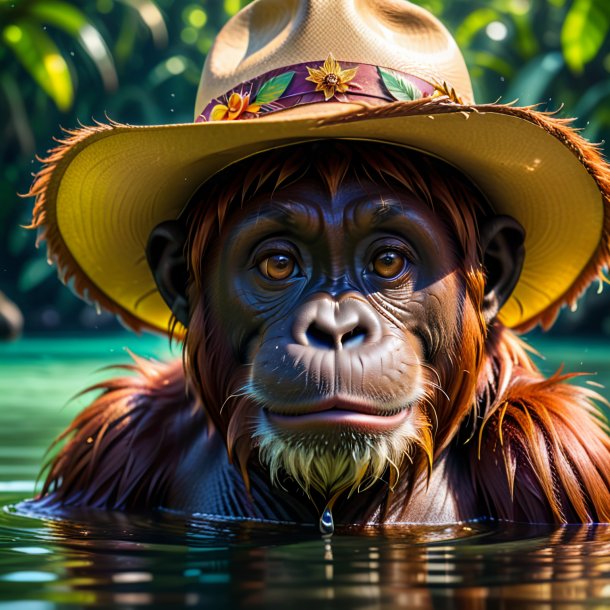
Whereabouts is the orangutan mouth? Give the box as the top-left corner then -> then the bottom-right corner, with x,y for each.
264,397 -> 411,432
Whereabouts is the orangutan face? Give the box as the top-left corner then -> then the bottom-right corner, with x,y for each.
147,145 -> 524,501
204,177 -> 465,496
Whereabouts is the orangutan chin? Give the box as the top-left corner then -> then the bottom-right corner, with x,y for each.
35,141 -> 610,525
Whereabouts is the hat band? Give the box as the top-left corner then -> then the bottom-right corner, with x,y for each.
197,55 -> 443,123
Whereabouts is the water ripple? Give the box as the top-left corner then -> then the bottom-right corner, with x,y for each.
0,493 -> 609,608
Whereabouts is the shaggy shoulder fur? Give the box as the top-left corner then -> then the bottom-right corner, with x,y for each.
36,333 -> 610,523
37,357 -> 204,510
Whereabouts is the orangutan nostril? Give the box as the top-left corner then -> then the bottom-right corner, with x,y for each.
305,323 -> 369,349
341,326 -> 367,348
306,322 -> 335,349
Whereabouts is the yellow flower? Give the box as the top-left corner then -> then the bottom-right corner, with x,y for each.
305,53 -> 358,101
210,92 -> 261,121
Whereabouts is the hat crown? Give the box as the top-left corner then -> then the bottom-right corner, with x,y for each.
195,0 -> 474,117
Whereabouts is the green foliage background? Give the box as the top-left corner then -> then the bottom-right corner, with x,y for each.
2,0 -> 610,333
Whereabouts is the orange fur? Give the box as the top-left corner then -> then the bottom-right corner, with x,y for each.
35,143 -> 610,523
36,330 -> 610,523
38,358 -> 205,510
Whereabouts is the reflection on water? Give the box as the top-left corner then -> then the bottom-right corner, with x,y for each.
2,503 -> 610,608
1,335 -> 610,608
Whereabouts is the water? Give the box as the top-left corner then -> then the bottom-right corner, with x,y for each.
1,334 -> 610,608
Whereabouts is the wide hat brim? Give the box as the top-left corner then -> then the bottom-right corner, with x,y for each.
30,98 -> 610,336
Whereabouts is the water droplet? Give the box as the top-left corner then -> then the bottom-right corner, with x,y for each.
319,506 -> 334,536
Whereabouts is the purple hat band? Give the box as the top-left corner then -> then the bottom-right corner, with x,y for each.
197,57 -> 442,123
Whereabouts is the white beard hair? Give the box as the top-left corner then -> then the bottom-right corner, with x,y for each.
252,408 -> 432,499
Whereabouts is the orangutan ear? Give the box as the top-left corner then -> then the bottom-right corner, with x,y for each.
480,215 -> 525,324
146,220 -> 189,327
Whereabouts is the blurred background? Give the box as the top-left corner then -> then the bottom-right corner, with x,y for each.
1,0 -> 610,339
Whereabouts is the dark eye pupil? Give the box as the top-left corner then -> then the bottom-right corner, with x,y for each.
372,250 -> 405,278
259,253 -> 296,280
272,255 -> 290,269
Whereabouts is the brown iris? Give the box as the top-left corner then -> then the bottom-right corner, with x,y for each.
259,254 -> 296,280
372,250 -> 406,278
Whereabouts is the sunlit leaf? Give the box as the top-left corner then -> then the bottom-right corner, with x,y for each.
116,0 -> 168,47
455,8 -> 500,47
18,257 -> 55,292
3,21 -> 73,110
28,0 -> 118,90
562,0 -> 609,73
253,72 -> 295,104
377,67 -> 422,101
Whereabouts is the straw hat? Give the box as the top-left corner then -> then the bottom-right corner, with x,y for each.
30,0 -> 610,335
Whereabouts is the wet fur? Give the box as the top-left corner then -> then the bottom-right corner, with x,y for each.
37,329 -> 610,522
35,143 -> 610,523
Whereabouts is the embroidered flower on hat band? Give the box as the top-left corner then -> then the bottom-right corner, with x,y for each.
210,71 -> 296,121
210,92 -> 261,121
305,53 -> 359,101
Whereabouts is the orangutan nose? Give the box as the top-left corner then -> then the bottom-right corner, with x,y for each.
292,295 -> 382,350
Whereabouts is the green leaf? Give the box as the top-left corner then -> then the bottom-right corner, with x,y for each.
455,8 -> 499,47
377,67 -> 422,101
253,71 -> 295,105
28,0 -> 91,36
3,20 -> 73,110
28,0 -> 118,90
562,0 -> 609,73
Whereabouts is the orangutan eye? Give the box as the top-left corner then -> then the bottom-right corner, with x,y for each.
258,253 -> 297,280
371,250 -> 407,279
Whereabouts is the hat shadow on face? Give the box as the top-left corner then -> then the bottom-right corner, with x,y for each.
145,142 -> 525,331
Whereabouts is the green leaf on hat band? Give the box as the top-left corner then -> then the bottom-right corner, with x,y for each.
378,67 -> 422,101
253,71 -> 296,105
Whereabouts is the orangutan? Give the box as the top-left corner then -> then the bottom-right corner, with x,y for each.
33,142 -> 610,526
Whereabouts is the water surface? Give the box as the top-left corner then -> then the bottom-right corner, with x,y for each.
1,335 -> 610,609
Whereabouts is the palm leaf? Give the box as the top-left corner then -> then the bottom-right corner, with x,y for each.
378,67 -> 422,101
561,0 -> 609,73
3,20 -> 73,110
253,71 -> 295,105
29,0 -> 118,90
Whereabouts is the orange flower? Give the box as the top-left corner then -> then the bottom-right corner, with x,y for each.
305,53 -> 358,101
210,92 -> 261,121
